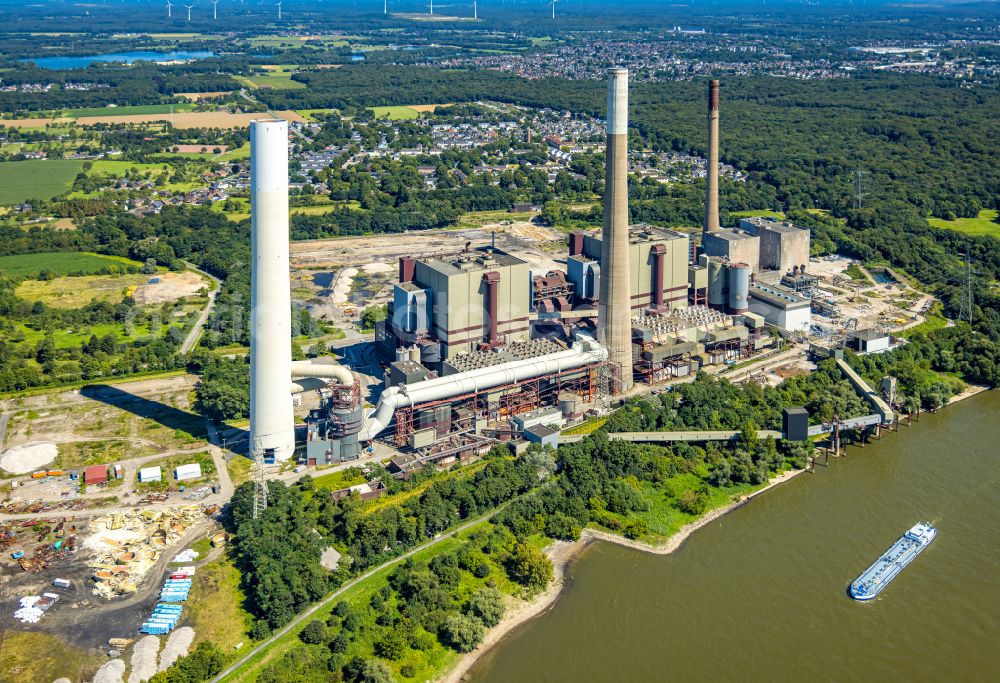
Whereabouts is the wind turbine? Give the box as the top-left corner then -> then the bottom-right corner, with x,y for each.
276,0 -> 282,19
166,0 -> 173,18
383,0 -> 387,14
210,0 -> 218,19
184,3 -> 193,20
473,0 -> 477,19
550,0 -> 557,19
429,0 -> 433,15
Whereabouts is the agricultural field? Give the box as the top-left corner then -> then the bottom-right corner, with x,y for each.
0,159 -> 86,204
73,110 -> 305,128
928,209 -> 999,237
15,273 -> 153,308
61,103 -> 197,118
0,252 -> 142,278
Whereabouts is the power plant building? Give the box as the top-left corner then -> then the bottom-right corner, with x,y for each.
390,249 -> 532,361
575,225 -> 690,313
747,282 -> 811,332
740,217 -> 810,276
701,229 -> 761,274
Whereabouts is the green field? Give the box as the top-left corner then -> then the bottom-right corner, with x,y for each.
14,319 -> 170,349
369,105 -> 422,120
295,108 -> 336,121
89,160 -> 171,175
928,209 -> 999,237
234,67 -> 305,90
0,252 -> 142,278
61,103 -> 196,118
312,467 -> 367,491
0,159 -> 86,204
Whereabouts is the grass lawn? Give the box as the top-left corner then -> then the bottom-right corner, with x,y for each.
226,454 -> 253,486
900,302 -> 949,338
53,439 -> 157,470
186,554 -> 255,651
311,466 -> 366,491
927,209 -> 1000,237
626,474 -> 760,543
222,143 -> 251,160
0,251 -> 142,278
0,631 -> 102,683
15,273 -> 151,308
136,451 -> 216,490
0,159 -> 86,204
13,320 -> 168,348
454,209 -> 526,229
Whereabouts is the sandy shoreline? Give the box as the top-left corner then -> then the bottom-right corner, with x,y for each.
441,467 -> 806,682
440,390 -> 995,681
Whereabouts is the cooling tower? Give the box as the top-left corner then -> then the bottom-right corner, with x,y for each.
704,79 -> 720,235
249,119 -> 295,460
597,68 -> 634,393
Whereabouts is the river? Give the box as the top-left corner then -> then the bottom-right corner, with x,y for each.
469,391 -> 1000,683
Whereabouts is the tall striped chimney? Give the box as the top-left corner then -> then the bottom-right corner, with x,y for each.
598,68 -> 633,393
704,79 -> 720,234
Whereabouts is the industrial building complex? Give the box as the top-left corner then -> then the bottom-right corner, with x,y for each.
247,72 -> 818,469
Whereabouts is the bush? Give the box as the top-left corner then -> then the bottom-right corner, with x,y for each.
375,630 -> 408,660
467,586 -> 506,627
440,613 -> 485,653
400,663 -> 416,678
506,542 -> 553,591
677,488 -> 708,515
300,619 -> 328,644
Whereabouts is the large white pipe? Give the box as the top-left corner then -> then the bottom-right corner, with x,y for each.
249,119 -> 295,460
290,360 -> 354,386
361,337 -> 608,440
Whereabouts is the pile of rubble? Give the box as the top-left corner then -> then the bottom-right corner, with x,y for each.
86,506 -> 205,599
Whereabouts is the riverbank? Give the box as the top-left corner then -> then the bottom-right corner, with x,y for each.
948,384 -> 988,405
442,466 -> 806,681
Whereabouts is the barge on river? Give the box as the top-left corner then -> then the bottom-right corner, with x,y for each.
849,523 -> 936,601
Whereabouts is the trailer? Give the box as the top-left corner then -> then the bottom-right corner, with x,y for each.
52,578 -> 71,589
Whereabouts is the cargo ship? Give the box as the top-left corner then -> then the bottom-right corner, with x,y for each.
849,523 -> 936,601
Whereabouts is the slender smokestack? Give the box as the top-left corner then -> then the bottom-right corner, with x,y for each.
704,79 -> 720,234
249,119 -> 295,460
598,68 -> 633,393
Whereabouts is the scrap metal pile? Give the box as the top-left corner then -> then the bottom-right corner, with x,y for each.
87,506 -> 204,599
4,518 -> 78,572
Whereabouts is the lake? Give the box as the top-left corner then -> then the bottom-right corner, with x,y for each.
22,51 -> 215,70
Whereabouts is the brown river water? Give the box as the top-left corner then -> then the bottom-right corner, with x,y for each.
469,391 -> 1000,683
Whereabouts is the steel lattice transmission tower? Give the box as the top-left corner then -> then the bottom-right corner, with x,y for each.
959,252 -> 974,325
251,435 -> 269,519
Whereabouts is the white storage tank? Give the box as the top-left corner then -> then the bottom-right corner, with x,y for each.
138,466 -> 162,483
173,463 -> 202,482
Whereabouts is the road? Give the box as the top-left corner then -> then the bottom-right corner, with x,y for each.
210,506 -> 506,682
179,261 -> 222,355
